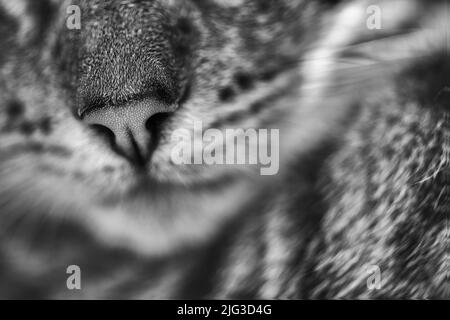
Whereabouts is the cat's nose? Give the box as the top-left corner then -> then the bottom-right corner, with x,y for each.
81,98 -> 176,166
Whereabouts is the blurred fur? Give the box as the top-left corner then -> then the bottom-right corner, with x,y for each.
0,0 -> 448,298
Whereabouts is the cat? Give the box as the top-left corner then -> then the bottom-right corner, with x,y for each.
0,0 -> 448,298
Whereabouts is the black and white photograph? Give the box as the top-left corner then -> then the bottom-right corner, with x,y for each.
0,0 -> 448,301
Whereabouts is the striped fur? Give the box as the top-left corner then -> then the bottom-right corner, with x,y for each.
0,0 -> 448,299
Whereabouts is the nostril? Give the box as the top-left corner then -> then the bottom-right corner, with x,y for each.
145,112 -> 171,150
88,124 -> 116,149
88,123 -> 141,163
145,112 -> 171,132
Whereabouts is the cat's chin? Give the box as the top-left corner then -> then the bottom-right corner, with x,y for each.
0,154 -> 259,256
72,168 -> 259,256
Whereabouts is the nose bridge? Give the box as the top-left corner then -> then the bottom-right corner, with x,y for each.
78,1 -> 179,110
79,37 -> 178,110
